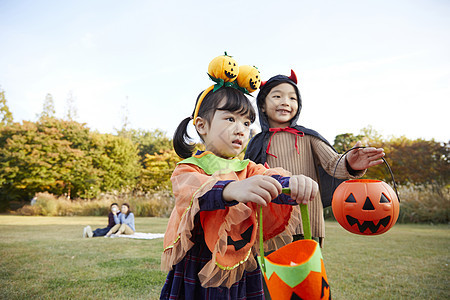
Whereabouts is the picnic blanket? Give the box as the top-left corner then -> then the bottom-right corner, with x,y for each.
109,232 -> 165,240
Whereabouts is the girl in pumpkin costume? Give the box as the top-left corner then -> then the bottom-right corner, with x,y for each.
245,71 -> 385,246
160,57 -> 319,299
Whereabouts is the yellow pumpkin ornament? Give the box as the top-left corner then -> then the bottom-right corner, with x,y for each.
236,65 -> 261,93
207,52 -> 239,82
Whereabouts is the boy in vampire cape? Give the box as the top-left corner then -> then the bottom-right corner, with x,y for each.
245,70 -> 385,245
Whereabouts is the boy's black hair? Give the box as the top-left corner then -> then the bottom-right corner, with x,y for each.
110,203 -> 119,207
256,74 -> 302,120
246,73 -> 344,208
173,87 -> 255,159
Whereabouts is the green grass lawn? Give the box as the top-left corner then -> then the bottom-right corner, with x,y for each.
0,216 -> 448,299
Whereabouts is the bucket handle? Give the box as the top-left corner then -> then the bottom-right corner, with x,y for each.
331,146 -> 400,202
259,193 -> 311,273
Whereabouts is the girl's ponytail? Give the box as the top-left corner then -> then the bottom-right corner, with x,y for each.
173,116 -> 195,159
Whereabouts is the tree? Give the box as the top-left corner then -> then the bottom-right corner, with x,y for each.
39,93 -> 56,120
365,137 -> 449,185
37,117 -> 100,199
91,133 -> 141,193
0,118 -> 142,210
333,133 -> 363,153
65,91 -> 78,121
0,120 -> 91,209
117,128 -> 172,164
118,99 -> 131,135
333,127 -> 449,186
0,88 -> 13,127
138,148 -> 181,191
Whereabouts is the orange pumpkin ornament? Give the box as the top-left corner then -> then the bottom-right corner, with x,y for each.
332,148 -> 400,235
236,65 -> 261,93
207,51 -> 239,82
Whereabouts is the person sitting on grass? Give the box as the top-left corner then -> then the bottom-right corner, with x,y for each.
83,203 -> 120,238
105,203 -> 135,237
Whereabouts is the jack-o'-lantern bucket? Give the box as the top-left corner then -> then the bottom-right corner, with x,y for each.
257,200 -> 331,300
331,147 -> 400,235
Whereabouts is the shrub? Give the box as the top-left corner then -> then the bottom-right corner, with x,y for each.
397,183 -> 449,224
36,192 -> 59,216
14,190 -> 175,218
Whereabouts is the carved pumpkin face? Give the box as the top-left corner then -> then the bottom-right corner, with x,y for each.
260,239 -> 331,299
236,65 -> 261,92
332,179 -> 400,235
208,53 -> 239,82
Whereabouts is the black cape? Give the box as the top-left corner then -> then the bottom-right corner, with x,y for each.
245,74 -> 344,207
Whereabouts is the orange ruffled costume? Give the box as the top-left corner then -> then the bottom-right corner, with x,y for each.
161,151 -> 302,288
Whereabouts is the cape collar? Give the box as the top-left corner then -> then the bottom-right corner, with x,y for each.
178,151 -> 250,175
266,127 -> 305,158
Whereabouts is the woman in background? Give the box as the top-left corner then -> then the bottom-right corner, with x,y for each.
105,203 -> 135,236
83,203 -> 120,238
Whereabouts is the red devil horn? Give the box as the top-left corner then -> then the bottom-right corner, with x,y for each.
289,69 -> 297,84
260,80 -> 267,88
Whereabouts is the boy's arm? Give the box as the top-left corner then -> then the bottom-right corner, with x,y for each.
346,141 -> 385,170
311,136 -> 365,179
113,213 -> 120,224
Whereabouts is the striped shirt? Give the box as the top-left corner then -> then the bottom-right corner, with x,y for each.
266,133 -> 363,238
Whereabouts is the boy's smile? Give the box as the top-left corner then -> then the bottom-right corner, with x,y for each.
262,83 -> 299,128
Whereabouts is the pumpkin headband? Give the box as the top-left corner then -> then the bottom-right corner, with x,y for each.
192,52 -> 261,125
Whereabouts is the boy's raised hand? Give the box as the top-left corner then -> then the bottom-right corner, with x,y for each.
289,175 -> 319,205
223,175 -> 282,207
346,141 -> 385,170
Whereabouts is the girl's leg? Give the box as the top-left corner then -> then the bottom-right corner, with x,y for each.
118,224 -> 134,235
106,224 -> 120,237
115,224 -> 126,236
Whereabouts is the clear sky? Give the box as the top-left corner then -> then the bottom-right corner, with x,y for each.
1,0 -> 449,143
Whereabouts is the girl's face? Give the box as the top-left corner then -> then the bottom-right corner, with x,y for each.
262,83 -> 298,128
196,105 -> 252,159
121,205 -> 129,214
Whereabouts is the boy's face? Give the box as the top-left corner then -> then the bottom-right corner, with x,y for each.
262,83 -> 298,128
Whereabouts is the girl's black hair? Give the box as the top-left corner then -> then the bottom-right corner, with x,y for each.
173,87 -> 255,159
121,203 -> 131,217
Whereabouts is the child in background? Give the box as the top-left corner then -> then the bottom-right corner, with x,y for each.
160,82 -> 319,299
245,70 -> 385,246
105,203 -> 135,237
83,202 -> 119,238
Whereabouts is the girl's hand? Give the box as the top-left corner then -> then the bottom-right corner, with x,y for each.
346,141 -> 385,170
223,175 -> 282,207
289,175 -> 319,205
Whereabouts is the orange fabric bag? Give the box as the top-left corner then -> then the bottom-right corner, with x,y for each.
257,191 -> 331,300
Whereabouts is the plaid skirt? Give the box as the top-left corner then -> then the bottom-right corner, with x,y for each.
160,222 -> 265,300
